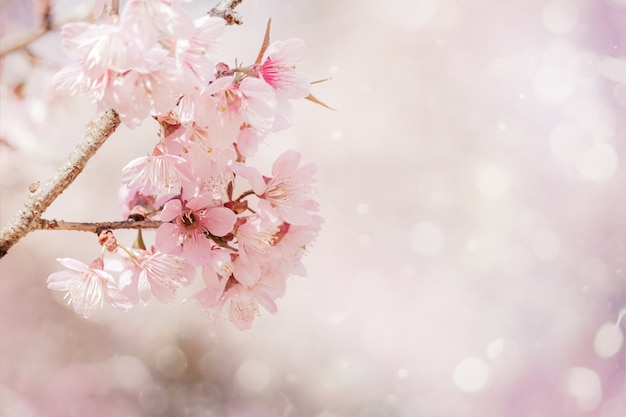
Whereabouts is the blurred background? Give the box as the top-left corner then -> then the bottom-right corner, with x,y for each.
1,0 -> 625,416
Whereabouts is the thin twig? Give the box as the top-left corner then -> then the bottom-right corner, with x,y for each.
0,109 -> 121,257
109,0 -> 120,16
209,0 -> 244,25
0,11 -> 84,58
0,25 -> 49,58
36,219 -> 163,232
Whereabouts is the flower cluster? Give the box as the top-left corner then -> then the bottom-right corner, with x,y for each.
47,0 -> 323,329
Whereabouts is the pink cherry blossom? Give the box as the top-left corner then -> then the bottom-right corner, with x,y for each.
269,215 -> 323,277
121,0 -> 194,47
47,258 -> 129,318
232,150 -> 318,225
204,75 -> 276,131
121,142 -> 193,196
175,15 -> 225,86
235,126 -> 264,158
231,210 -> 280,286
189,249 -> 233,309
219,282 -> 279,330
183,122 -> 238,177
263,150 -> 318,225
59,20 -> 140,75
118,248 -> 194,304
155,197 -> 237,266
256,38 -> 310,99
102,50 -> 183,127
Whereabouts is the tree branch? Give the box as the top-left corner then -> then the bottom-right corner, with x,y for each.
0,25 -> 49,58
0,8 -> 81,58
0,109 -> 121,258
36,219 -> 162,232
208,0 -> 244,25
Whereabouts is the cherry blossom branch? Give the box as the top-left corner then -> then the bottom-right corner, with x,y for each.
208,0 -> 244,25
0,0 -> 246,259
0,109 -> 121,258
35,219 -> 162,232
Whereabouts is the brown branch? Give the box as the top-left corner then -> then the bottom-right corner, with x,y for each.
109,0 -> 120,16
0,25 -> 49,58
36,219 -> 163,232
0,12 -> 89,58
0,109 -> 121,258
208,0 -> 244,25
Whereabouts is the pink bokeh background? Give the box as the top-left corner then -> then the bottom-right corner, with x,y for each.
1,0 -> 624,416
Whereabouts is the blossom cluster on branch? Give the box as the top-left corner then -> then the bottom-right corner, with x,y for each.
44,0 -> 323,329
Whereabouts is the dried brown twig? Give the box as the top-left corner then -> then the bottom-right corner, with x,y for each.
208,0 -> 244,25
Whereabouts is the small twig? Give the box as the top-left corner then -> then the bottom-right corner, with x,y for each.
208,0 -> 244,25
109,0 -> 120,16
0,25 -> 49,58
36,219 -> 163,232
236,190 -> 255,201
0,12 -> 89,58
0,109 -> 121,258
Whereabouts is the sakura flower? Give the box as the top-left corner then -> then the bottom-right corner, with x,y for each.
102,49 -> 182,127
232,211 -> 280,286
190,249 -> 233,309
155,197 -> 237,266
175,15 -> 225,86
269,215 -> 323,277
59,19 -> 141,77
118,248 -> 194,304
255,38 -> 310,131
53,19 -> 137,104
122,0 -> 194,47
232,150 -> 318,225
263,150 -> 318,225
203,75 -> 276,131
219,282 -> 279,330
256,38 -> 310,100
183,122 -> 238,178
121,142 -> 193,196
54,18 -> 179,127
236,126 -> 264,158
47,258 -> 129,318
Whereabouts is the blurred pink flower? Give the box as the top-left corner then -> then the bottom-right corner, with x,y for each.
47,258 -> 129,318
175,15 -> 225,86
221,282 -> 279,330
122,0 -> 194,46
